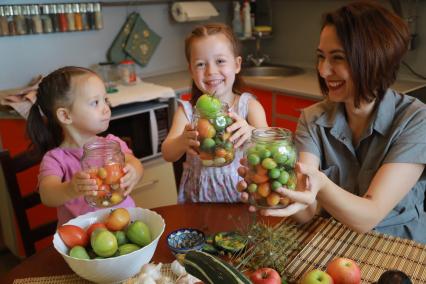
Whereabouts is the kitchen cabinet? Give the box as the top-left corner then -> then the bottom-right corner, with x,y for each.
244,86 -> 273,126
130,157 -> 177,209
245,86 -> 319,132
275,92 -> 318,132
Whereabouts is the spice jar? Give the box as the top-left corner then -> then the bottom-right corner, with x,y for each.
81,137 -> 126,208
192,97 -> 235,167
242,127 -> 297,208
118,59 -> 137,85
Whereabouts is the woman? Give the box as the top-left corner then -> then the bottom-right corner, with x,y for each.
241,1 -> 426,243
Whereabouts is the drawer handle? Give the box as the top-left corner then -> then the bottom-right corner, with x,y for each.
135,179 -> 159,191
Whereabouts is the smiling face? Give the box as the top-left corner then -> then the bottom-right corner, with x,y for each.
317,25 -> 354,104
66,74 -> 111,136
189,33 -> 242,101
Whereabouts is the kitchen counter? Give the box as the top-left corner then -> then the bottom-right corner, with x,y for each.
1,68 -> 425,119
143,68 -> 426,101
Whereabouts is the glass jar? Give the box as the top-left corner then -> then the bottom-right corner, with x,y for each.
192,102 -> 235,167
243,127 -> 297,208
81,137 -> 125,208
118,59 -> 137,85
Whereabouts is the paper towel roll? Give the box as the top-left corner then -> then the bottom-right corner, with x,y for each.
171,1 -> 219,22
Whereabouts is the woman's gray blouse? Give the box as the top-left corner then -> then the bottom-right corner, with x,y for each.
295,89 -> 426,243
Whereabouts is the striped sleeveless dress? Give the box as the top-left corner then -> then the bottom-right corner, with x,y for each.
178,92 -> 254,203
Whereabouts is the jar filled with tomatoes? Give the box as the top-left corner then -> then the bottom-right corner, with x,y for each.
192,94 -> 235,167
242,127 -> 297,208
81,138 -> 125,208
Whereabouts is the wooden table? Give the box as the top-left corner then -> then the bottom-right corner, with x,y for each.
0,203 -> 285,284
3,203 -> 426,284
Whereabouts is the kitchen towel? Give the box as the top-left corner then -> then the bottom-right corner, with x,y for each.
107,13 -> 139,64
171,1 -> 218,22
124,15 -> 161,67
107,82 -> 175,108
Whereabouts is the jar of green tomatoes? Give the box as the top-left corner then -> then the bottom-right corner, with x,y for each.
242,127 -> 297,208
192,102 -> 235,167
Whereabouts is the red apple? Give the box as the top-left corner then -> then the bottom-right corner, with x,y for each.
326,257 -> 361,284
300,269 -> 334,284
250,267 -> 281,284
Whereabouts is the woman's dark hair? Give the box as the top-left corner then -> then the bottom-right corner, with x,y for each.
27,66 -> 97,155
318,0 -> 410,107
184,23 -> 245,106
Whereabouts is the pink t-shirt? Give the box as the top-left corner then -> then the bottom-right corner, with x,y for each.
39,134 -> 136,225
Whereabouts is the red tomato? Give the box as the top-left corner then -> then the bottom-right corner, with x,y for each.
86,222 -> 107,237
57,225 -> 88,248
104,163 -> 124,185
105,208 -> 130,231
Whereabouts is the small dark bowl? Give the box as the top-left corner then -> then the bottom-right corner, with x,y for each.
167,228 -> 206,255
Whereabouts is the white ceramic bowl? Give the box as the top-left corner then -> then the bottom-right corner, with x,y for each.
53,207 -> 165,284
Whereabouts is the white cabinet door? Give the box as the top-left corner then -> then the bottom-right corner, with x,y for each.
131,158 -> 177,209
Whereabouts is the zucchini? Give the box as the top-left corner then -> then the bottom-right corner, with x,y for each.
214,232 -> 247,253
183,250 -> 251,284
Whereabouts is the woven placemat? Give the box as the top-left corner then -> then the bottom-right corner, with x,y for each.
284,218 -> 426,284
13,274 -> 90,284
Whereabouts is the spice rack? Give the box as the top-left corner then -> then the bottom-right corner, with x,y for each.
0,2 -> 103,36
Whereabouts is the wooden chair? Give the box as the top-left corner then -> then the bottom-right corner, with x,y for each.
0,149 -> 57,257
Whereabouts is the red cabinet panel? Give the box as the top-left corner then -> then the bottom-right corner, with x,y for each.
275,117 -> 298,133
245,87 -> 273,126
276,94 -> 317,118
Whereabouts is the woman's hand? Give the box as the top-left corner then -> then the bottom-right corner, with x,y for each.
181,123 -> 200,156
261,162 -> 325,217
237,161 -> 326,217
70,171 -> 97,196
121,163 -> 142,196
227,112 -> 254,148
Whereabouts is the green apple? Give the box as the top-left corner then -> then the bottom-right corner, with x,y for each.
300,269 -> 334,284
196,94 -> 222,118
126,220 -> 152,247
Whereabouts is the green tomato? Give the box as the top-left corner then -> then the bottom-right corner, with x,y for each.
285,149 -> 297,167
247,147 -> 258,156
268,168 -> 281,179
258,148 -> 272,159
126,220 -> 152,247
261,158 -> 277,170
225,115 -> 233,127
271,180 -> 283,191
278,170 -> 290,184
118,243 -> 140,256
69,245 -> 90,260
247,183 -> 258,193
287,170 -> 297,190
248,153 -> 261,166
273,152 -> 287,164
91,229 -> 118,258
213,115 -> 227,131
196,94 -> 222,118
201,138 -> 216,151
113,230 -> 128,246
223,141 -> 234,151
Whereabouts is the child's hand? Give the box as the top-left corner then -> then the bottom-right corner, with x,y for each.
121,163 -> 143,196
182,123 -> 200,156
70,171 -> 97,196
226,112 -> 254,148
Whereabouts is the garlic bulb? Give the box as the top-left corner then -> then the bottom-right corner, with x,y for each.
140,263 -> 163,280
171,259 -> 186,277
